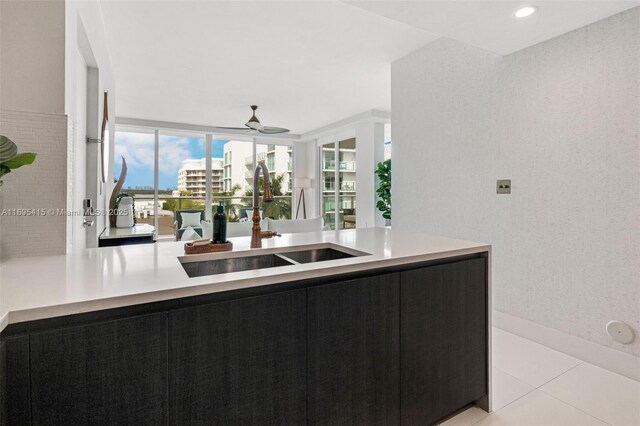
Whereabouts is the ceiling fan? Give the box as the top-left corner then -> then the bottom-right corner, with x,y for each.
213,105 -> 290,135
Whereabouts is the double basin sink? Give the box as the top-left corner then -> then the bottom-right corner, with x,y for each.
179,243 -> 370,278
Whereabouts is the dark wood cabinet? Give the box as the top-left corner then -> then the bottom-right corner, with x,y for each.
308,273 -> 400,426
1,255 -> 489,425
401,258 -> 487,426
29,313 -> 168,425
2,336 -> 29,426
0,340 -> 5,426
169,289 -> 307,425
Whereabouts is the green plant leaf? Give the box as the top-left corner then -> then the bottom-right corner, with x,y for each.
2,152 -> 36,169
0,135 -> 18,162
0,163 -> 11,179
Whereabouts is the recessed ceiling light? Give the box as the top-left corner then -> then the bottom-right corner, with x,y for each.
513,6 -> 537,19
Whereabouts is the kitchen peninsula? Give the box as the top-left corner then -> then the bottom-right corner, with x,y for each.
0,228 -> 491,425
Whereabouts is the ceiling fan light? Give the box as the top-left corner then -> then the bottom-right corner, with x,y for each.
246,120 -> 263,131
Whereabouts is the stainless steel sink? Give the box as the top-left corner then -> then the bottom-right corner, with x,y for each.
179,243 -> 370,278
180,254 -> 294,278
278,248 -> 356,264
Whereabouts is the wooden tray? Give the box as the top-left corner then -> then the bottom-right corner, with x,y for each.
184,240 -> 233,255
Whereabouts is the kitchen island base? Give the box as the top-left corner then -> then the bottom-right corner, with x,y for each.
1,253 -> 489,425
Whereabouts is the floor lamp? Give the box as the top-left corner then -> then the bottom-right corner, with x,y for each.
294,178 -> 312,219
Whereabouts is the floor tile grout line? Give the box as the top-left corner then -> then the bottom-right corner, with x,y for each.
534,361 -> 584,389
493,327 -> 583,362
493,365 -> 537,388
538,388 -> 613,426
464,363 -> 585,425
491,358 -> 583,390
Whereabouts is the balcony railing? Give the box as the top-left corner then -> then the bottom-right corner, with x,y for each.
323,161 -> 356,172
323,181 -> 356,191
127,194 -> 293,236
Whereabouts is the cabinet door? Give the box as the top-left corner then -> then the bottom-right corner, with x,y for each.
1,336 -> 30,426
308,273 -> 400,426
0,340 -> 5,426
30,313 -> 168,425
169,290 -> 306,425
401,258 -> 487,426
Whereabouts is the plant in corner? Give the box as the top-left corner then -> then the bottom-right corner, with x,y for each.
375,159 -> 391,222
0,135 -> 36,187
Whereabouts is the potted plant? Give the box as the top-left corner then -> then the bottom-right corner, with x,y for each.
375,159 -> 391,226
0,135 -> 36,187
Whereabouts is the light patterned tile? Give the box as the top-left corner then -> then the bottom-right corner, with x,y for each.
492,367 -> 535,411
492,327 -> 581,387
440,406 -> 489,426
475,390 -> 607,426
541,362 -> 640,426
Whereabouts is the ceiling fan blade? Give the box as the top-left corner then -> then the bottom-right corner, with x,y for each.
259,126 -> 290,134
211,126 -> 253,133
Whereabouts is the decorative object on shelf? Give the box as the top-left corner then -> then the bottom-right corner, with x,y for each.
101,92 -> 110,184
375,159 -> 391,222
184,239 -> 233,254
0,135 -> 36,187
115,192 -> 137,227
109,156 -> 128,227
294,177 -> 312,219
115,196 -> 135,228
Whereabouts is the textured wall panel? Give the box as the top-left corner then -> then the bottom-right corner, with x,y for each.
392,8 -> 639,356
0,110 -> 68,258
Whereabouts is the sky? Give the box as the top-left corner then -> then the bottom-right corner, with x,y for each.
114,132 -> 228,190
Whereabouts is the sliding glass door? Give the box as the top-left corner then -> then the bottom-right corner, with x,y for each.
320,138 -> 356,230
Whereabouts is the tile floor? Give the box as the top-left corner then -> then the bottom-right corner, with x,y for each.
441,328 -> 640,426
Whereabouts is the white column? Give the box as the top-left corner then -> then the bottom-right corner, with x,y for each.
154,130 -> 159,233
355,122 -> 386,228
205,134 -> 212,221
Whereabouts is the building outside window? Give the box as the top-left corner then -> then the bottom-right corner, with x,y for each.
320,137 -> 356,230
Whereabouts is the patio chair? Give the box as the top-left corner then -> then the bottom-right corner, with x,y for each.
174,209 -> 205,240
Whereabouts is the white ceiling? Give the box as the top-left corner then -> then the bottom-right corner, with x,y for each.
100,1 -> 437,134
347,1 -> 639,55
101,1 -> 639,134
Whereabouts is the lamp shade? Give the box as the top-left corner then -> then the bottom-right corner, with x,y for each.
294,177 -> 312,189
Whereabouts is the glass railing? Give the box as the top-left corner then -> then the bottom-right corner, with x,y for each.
127,194 -> 293,237
323,181 -> 356,191
339,161 -> 356,171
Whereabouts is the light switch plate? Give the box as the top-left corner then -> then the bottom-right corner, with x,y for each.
497,179 -> 511,194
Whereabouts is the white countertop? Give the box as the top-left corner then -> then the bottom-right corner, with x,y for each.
0,228 -> 490,333
99,224 -> 156,239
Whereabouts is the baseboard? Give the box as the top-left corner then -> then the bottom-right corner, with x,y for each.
493,310 -> 640,382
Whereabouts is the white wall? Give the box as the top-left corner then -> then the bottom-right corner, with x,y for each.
0,0 -> 68,258
0,112 -> 68,258
0,0 -> 65,114
66,1 -> 116,249
392,7 -> 639,359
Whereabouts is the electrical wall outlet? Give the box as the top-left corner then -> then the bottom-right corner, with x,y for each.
497,179 -> 511,194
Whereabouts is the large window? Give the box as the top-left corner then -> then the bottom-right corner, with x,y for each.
157,134 -> 206,237
220,140 -> 253,222
256,143 -> 293,220
115,129 -> 295,239
113,130 -> 156,227
320,138 -> 356,230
